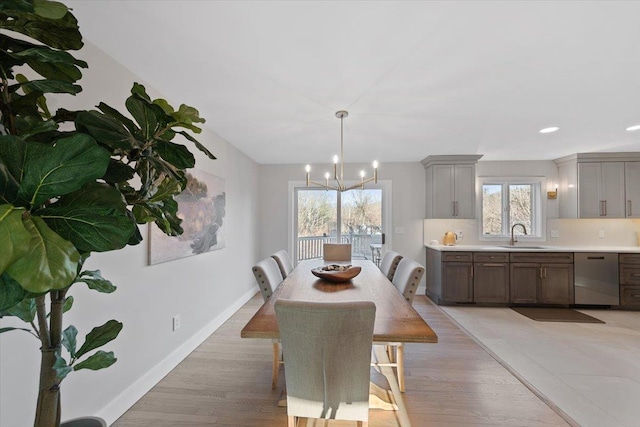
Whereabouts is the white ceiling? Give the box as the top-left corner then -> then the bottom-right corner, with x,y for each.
66,1 -> 640,164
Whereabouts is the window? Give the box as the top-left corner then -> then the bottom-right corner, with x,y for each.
479,178 -> 544,240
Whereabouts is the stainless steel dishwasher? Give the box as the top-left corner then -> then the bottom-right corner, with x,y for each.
574,253 -> 619,305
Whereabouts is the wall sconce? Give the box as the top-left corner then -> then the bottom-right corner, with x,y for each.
547,184 -> 558,199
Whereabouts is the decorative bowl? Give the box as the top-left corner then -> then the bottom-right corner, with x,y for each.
311,265 -> 362,283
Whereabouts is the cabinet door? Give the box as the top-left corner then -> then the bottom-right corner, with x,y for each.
600,162 -> 625,218
474,263 -> 509,303
625,162 -> 640,218
454,164 -> 476,219
432,165 -> 455,218
540,264 -> 574,304
510,263 -> 539,303
578,163 -> 602,218
442,262 -> 473,302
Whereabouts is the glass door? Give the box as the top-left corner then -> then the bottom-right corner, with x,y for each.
294,187 -> 384,263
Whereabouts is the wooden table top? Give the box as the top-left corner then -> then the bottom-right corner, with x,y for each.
241,259 -> 438,344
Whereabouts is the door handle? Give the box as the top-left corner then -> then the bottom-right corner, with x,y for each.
381,233 -> 386,245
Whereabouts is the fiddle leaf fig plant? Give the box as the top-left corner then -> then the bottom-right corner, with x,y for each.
0,1 -> 215,426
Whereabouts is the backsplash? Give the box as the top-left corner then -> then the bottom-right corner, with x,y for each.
424,218 -> 640,247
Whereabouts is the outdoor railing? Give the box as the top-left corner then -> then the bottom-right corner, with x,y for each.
297,234 -> 373,261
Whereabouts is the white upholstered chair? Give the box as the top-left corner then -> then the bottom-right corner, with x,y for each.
323,243 -> 352,262
379,250 -> 403,281
271,249 -> 294,278
275,300 -> 376,427
251,257 -> 284,389
375,257 -> 425,392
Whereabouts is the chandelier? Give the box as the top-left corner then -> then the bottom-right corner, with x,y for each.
304,110 -> 379,192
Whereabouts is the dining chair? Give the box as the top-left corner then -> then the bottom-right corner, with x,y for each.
271,249 -> 294,278
323,243 -> 352,262
251,257 -> 284,389
374,257 -> 425,393
379,250 -> 403,281
275,300 -> 376,427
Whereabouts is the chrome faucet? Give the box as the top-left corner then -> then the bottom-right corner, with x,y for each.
510,223 -> 528,246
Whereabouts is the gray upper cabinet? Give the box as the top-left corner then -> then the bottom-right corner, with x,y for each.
423,155 -> 482,219
578,162 -> 625,218
555,153 -> 640,219
626,162 -> 640,218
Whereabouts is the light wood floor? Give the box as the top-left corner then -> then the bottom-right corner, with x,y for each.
113,294 -> 570,426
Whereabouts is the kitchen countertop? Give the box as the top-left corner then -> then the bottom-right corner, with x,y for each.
425,244 -> 640,253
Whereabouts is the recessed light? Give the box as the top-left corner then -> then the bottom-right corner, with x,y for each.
626,124 -> 640,131
539,127 -> 559,134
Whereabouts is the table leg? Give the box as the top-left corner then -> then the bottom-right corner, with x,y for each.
371,346 -> 412,427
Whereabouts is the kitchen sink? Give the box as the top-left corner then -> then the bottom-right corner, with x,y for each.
497,245 -> 547,249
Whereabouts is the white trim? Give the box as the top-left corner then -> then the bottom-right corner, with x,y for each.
94,287 -> 258,426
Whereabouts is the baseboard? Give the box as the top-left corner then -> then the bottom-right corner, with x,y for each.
96,287 -> 258,426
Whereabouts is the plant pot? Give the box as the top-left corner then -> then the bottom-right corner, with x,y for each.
61,417 -> 107,427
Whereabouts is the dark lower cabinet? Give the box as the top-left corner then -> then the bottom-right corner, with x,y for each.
442,262 -> 473,302
510,253 -> 574,305
620,254 -> 640,306
474,262 -> 510,303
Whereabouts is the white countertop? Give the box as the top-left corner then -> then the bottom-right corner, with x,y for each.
425,244 -> 640,253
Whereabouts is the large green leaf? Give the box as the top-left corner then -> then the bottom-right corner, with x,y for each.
12,79 -> 81,95
0,10 -> 82,51
40,182 -> 136,252
3,296 -> 36,322
53,352 -> 72,380
74,350 -> 117,371
6,216 -> 80,293
75,320 -> 122,359
12,46 -> 87,82
0,205 -> 30,274
154,140 -> 195,169
176,130 -> 216,160
0,1 -> 33,13
76,270 -> 116,294
61,324 -> 77,359
0,272 -> 28,312
96,102 -> 139,135
14,116 -> 58,139
102,160 -> 135,184
75,110 -> 136,151
0,135 -> 26,205
125,96 -> 158,140
33,0 -> 69,20
18,134 -> 110,207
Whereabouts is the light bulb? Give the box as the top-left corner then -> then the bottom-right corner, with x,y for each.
333,155 -> 339,164
373,160 -> 378,169
305,165 -> 311,173
360,170 -> 365,178
324,172 -> 330,179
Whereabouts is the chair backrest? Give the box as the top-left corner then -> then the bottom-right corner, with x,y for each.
379,250 -> 403,280
392,258 -> 425,305
252,257 -> 284,302
323,243 -> 351,262
275,300 -> 376,422
271,250 -> 294,278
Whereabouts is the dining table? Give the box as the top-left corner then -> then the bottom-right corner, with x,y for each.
241,258 -> 438,427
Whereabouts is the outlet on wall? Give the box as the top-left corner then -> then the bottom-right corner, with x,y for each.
599,228 -> 605,239
550,229 -> 560,238
455,230 -> 463,240
395,227 -> 405,234
172,315 -> 181,331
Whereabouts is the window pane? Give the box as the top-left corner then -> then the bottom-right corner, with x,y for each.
341,189 -> 382,259
482,184 -> 503,235
296,190 -> 337,261
509,184 -> 532,233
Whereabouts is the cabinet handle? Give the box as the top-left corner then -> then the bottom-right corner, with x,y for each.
628,200 -> 633,216
544,267 -> 547,279
632,273 -> 640,277
480,263 -> 504,267
539,266 -> 543,278
604,200 -> 607,216
455,201 -> 459,217
587,256 -> 605,260
452,201 -> 456,217
632,295 -> 640,298
599,200 -> 604,216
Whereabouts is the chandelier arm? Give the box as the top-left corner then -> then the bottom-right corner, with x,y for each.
344,176 -> 376,192
307,180 -> 340,191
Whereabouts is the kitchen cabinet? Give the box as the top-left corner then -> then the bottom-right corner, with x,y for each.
422,155 -> 482,219
578,162 -> 625,218
625,162 -> 640,218
441,252 -> 473,303
554,153 -> 640,218
509,253 -> 574,304
473,252 -> 509,303
620,254 -> 640,306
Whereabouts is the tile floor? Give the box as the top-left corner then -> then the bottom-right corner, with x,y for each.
438,305 -> 640,427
